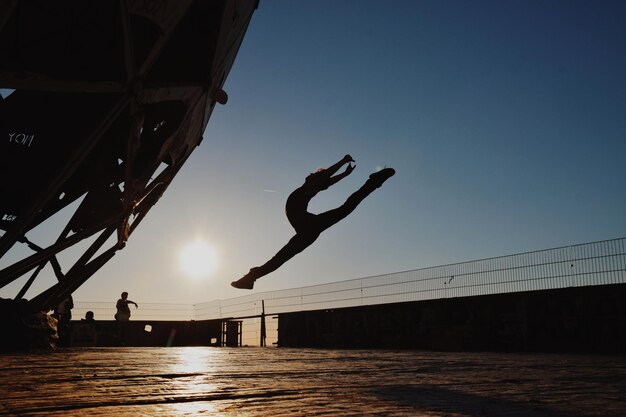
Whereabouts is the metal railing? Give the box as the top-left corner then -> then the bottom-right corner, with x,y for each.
74,238 -> 625,324
72,302 -> 194,322
193,237 -> 626,320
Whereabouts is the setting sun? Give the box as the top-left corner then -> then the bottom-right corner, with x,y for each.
178,239 -> 218,279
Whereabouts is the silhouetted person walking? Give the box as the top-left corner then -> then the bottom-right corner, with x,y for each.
232,154 -> 395,290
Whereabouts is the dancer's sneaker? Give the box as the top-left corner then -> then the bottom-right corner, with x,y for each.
231,268 -> 259,290
368,167 -> 395,188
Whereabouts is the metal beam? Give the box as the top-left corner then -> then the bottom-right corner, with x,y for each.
30,226 -> 117,311
0,96 -> 129,259
0,219 -> 118,288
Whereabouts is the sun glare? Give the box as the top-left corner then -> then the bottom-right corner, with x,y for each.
179,239 -> 218,279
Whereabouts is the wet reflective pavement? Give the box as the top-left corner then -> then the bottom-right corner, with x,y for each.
1,348 -> 624,416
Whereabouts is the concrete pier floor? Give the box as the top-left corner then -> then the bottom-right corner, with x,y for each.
1,348 -> 624,416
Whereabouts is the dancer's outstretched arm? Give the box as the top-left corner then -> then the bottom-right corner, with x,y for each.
324,154 -> 354,177
327,162 -> 355,187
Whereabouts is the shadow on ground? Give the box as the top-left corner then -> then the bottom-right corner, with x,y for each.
373,384 -> 598,417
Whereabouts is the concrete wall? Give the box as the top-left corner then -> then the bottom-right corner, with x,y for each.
65,319 -> 223,347
277,284 -> 626,354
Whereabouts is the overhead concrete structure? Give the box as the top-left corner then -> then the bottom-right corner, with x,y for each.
0,1 -> 258,318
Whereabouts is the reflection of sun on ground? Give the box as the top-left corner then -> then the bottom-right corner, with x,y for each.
178,239 -> 218,280
169,347 -> 215,374
166,347 -> 220,409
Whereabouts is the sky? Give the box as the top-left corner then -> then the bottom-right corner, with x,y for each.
2,0 -> 626,305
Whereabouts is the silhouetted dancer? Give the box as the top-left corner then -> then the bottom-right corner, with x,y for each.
231,154 -> 395,290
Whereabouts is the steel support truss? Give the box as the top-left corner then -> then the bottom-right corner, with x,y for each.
0,0 -> 258,313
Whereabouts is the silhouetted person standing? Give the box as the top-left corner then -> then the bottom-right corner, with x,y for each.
232,154 -> 395,290
115,292 -> 138,345
53,295 -> 74,346
115,292 -> 138,321
53,295 -> 74,327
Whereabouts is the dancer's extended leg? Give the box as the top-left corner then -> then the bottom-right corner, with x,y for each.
316,167 -> 395,232
231,232 -> 319,289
